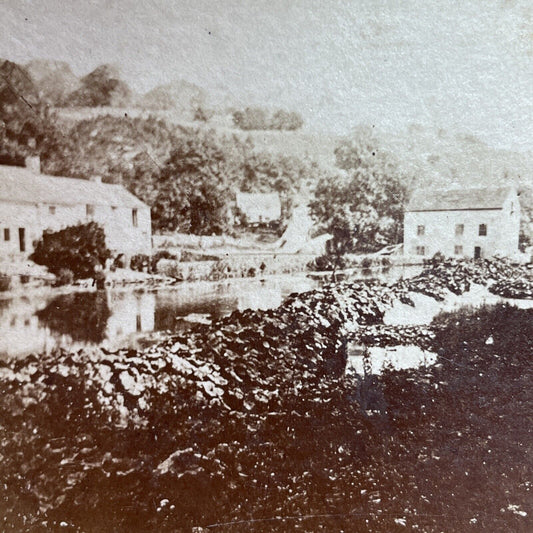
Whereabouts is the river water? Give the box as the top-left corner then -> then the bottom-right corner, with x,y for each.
0,266 -> 422,359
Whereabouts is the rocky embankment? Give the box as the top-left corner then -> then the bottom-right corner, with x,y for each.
0,259 -> 531,531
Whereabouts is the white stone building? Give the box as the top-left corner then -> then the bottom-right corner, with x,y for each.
404,186 -> 520,260
235,192 -> 281,225
0,160 -> 151,260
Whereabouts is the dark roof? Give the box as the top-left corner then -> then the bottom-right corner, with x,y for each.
0,165 -> 146,208
406,186 -> 514,212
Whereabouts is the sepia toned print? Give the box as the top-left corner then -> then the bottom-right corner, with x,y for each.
0,1 -> 532,531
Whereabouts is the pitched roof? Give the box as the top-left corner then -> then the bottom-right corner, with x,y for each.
0,165 -> 146,208
406,186 -> 514,212
236,192 -> 281,213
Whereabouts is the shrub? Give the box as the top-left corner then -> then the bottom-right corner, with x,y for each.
130,254 -> 151,273
431,251 -> 446,264
360,257 -> 373,269
150,250 -> 177,273
307,254 -> 347,272
30,222 -> 111,280
113,254 -> 127,269
55,268 -> 74,287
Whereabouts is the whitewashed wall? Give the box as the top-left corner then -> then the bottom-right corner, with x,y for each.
0,200 -> 151,259
404,199 -> 520,259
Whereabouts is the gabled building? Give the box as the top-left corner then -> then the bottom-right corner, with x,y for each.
0,159 -> 151,260
404,186 -> 520,259
235,192 -> 281,226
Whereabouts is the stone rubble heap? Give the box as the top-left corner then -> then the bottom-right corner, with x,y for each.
0,258 -> 530,530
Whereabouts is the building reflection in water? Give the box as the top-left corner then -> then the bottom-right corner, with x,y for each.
0,274 -> 317,359
0,290 -> 156,359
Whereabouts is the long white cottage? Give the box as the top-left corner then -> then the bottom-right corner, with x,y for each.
0,159 -> 151,260
404,186 -> 520,260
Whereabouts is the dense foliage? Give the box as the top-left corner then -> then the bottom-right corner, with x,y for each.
30,222 -> 111,279
310,131 -> 409,254
232,107 -> 304,131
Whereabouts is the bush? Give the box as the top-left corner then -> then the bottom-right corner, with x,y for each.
150,250 -> 177,273
130,254 -> 151,273
113,254 -> 127,269
360,257 -> 373,269
307,254 -> 347,272
30,222 -> 111,280
55,268 -> 74,287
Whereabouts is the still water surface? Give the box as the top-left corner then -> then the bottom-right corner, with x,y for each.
0,267 -> 421,359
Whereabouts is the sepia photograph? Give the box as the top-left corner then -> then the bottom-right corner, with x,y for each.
0,1 -> 532,531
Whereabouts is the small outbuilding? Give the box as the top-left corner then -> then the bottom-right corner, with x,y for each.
235,192 -> 281,226
404,186 -> 520,260
0,159 -> 151,260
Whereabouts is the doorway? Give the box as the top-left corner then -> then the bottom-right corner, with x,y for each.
474,246 -> 481,259
18,228 -> 26,253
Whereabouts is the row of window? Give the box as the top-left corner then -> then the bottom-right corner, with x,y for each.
3,228 -> 26,252
46,204 -> 98,216
417,223 -> 487,237
45,205 -> 138,226
416,245 -> 475,256
2,209 -> 139,249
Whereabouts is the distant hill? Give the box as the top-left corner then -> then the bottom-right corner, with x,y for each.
0,59 -> 40,110
139,80 -> 207,116
64,64 -> 132,107
25,59 -> 80,105
377,124 -> 533,191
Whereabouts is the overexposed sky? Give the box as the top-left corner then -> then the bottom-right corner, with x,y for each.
2,0 -> 533,150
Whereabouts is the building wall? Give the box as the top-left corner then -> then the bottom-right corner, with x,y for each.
0,199 -> 151,260
403,195 -> 520,260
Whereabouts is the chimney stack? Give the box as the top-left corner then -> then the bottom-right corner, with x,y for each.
24,155 -> 41,174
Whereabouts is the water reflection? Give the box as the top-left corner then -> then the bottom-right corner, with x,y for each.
37,292 -> 111,343
0,267 -> 424,360
0,275 -> 316,359
347,343 -> 437,376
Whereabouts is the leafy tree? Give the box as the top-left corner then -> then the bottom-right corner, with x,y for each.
193,106 -> 214,122
0,59 -> 64,165
310,132 -> 409,254
150,131 -> 241,234
232,107 -> 304,131
270,109 -> 304,131
232,107 -> 269,130
31,222 -> 111,279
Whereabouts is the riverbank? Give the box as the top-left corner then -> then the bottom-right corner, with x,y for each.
0,258 -> 531,531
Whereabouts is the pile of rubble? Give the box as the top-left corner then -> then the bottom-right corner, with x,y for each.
0,258 -> 531,530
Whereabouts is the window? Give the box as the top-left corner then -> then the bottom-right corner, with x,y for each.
454,245 -> 463,255
416,246 -> 425,256
478,224 -> 487,236
86,204 -> 95,217
18,228 -> 25,253
49,205 -> 56,215
455,224 -> 464,236
3,228 -> 10,241
417,225 -> 425,236
132,208 -> 138,227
